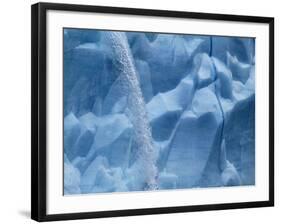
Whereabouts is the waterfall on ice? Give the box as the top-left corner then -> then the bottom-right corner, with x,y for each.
105,32 -> 158,190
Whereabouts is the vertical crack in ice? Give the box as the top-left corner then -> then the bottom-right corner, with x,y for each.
214,79 -> 225,146
209,36 -> 213,58
210,35 -> 227,171
213,70 -> 228,172
158,37 -> 215,171
210,38 -> 241,185
106,32 -> 158,190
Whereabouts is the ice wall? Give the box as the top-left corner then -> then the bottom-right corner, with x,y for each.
63,29 -> 255,194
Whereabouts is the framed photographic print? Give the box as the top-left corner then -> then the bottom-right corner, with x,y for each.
31,2 -> 274,222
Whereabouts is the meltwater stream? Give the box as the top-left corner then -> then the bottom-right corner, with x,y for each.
106,32 -> 158,190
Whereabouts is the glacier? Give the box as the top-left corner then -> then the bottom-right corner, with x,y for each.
63,29 -> 255,195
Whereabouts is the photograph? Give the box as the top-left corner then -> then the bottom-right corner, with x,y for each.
63,29 -> 256,195
30,2 -> 274,221
0,0 -> 278,223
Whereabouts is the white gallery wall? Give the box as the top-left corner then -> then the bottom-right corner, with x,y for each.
0,0 -> 279,223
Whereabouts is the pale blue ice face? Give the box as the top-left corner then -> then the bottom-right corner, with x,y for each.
63,28 -> 255,195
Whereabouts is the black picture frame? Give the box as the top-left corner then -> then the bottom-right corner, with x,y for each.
31,2 -> 274,222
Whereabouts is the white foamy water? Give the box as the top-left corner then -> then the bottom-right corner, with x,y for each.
106,32 -> 158,190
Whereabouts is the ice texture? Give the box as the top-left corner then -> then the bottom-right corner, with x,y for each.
63,29 -> 255,194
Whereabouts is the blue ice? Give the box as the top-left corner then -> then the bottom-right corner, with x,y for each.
63,29 -> 255,194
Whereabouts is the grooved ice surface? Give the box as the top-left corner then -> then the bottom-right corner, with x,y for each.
63,29 -> 255,195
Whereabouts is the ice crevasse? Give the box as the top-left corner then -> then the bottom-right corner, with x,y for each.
63,30 -> 255,194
